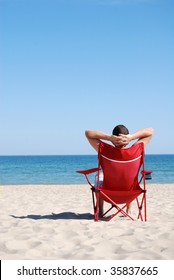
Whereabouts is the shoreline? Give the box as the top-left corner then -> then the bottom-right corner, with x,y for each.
0,184 -> 174,260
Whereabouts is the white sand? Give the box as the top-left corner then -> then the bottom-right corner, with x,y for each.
0,184 -> 174,260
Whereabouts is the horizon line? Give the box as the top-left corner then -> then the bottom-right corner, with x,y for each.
0,153 -> 174,156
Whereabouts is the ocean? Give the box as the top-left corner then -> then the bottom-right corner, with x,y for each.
0,154 -> 174,185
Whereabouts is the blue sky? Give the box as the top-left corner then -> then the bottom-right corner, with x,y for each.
0,0 -> 174,155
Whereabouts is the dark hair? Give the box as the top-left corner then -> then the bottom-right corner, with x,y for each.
112,124 -> 129,136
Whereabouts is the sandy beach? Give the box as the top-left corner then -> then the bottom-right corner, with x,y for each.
0,184 -> 173,260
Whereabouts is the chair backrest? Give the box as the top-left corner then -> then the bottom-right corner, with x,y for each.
98,142 -> 144,191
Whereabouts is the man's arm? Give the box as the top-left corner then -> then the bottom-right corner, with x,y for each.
119,128 -> 154,148
130,127 -> 154,147
85,130 -> 111,152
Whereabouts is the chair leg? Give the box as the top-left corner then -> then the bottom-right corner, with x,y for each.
136,197 -> 143,221
144,192 -> 147,221
102,204 -> 115,217
100,191 -> 135,221
106,205 -> 135,222
136,194 -> 147,222
91,189 -> 98,221
94,192 -> 99,222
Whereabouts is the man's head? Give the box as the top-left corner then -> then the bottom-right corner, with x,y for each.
112,124 -> 129,136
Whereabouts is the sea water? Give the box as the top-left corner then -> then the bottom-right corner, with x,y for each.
0,154 -> 174,185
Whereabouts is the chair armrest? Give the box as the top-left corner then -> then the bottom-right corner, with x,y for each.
141,170 -> 152,175
141,170 -> 153,180
76,167 -> 100,175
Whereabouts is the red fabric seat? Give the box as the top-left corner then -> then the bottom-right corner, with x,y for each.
77,142 -> 152,222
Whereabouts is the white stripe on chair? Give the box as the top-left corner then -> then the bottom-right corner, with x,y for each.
101,154 -> 142,163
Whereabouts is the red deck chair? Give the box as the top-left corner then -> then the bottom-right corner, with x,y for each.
77,142 -> 152,222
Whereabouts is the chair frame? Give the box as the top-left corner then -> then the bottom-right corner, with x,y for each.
77,143 -> 152,222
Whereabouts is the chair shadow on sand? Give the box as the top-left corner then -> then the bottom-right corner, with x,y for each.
10,212 -> 94,220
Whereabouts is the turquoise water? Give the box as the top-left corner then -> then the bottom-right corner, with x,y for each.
0,155 -> 174,185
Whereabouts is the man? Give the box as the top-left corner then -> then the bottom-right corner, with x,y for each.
85,125 -> 154,216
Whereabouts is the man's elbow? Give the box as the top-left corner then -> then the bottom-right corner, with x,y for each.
150,128 -> 154,134
148,128 -> 154,137
85,130 -> 91,138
